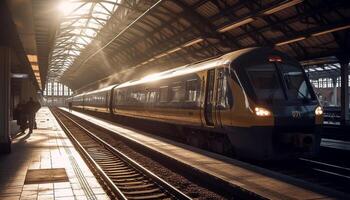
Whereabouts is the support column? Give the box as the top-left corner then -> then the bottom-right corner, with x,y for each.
340,60 -> 349,125
0,47 -> 11,153
332,77 -> 337,106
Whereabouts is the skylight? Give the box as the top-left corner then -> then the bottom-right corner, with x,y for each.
48,0 -> 120,81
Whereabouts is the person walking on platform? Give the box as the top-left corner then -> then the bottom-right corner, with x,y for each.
14,100 -> 27,133
25,97 -> 41,134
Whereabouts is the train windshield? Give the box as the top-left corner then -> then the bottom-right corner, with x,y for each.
279,64 -> 314,101
245,63 -> 315,103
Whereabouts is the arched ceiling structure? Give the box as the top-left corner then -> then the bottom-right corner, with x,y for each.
42,0 -> 349,91
48,0 -> 120,80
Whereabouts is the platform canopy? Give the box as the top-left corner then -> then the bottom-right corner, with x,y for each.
47,0 -> 120,81
34,0 -> 349,90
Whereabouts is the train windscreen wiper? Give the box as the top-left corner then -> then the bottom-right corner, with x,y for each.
288,83 -> 310,103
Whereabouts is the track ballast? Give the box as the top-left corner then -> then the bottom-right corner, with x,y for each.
51,108 -> 191,200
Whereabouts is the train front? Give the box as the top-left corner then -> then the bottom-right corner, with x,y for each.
231,48 -> 323,160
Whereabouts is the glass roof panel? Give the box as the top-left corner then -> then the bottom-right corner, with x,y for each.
48,0 -> 119,81
88,22 -> 100,29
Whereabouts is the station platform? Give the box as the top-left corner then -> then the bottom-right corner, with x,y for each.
321,138 -> 350,151
60,107 -> 346,200
0,107 -> 109,200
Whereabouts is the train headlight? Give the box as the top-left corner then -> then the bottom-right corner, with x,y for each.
315,106 -> 323,116
255,107 -> 271,117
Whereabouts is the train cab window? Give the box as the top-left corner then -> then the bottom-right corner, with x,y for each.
279,64 -> 315,101
159,86 -> 168,102
185,79 -> 198,102
245,64 -> 285,102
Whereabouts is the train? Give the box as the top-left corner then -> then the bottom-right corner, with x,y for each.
67,47 -> 323,160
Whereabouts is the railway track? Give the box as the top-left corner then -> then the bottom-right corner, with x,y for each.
55,107 -> 350,198
299,158 -> 350,186
253,156 -> 350,194
299,157 -> 350,183
51,108 -> 191,200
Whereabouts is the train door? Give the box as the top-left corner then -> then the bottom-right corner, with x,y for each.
215,68 -> 225,127
204,69 -> 215,126
82,96 -> 85,110
108,90 -> 113,114
105,92 -> 110,113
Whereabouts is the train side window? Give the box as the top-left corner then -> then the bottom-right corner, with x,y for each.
114,91 -> 118,105
171,85 -> 185,102
159,86 -> 168,102
185,79 -> 198,102
138,91 -> 146,103
117,90 -> 125,105
148,90 -> 158,103
170,81 -> 185,103
122,90 -> 127,105
130,92 -> 136,103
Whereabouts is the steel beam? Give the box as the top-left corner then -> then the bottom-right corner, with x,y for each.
339,57 -> 349,125
0,47 -> 12,153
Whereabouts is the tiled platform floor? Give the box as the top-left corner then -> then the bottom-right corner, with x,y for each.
0,107 -> 109,200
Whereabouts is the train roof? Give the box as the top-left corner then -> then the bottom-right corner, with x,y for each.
84,84 -> 118,95
116,47 -> 258,89
70,84 -> 118,98
72,47 -> 281,95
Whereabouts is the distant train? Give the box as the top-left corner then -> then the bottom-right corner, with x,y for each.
67,47 -> 323,160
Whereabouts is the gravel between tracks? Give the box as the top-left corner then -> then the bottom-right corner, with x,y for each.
64,112 -> 228,199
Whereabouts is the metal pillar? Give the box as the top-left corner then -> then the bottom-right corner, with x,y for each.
0,47 -> 11,153
332,77 -> 337,106
340,60 -> 349,125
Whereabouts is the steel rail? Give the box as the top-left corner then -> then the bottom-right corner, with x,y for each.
59,107 -> 350,199
51,108 -> 127,200
299,158 -> 350,179
52,108 -> 192,200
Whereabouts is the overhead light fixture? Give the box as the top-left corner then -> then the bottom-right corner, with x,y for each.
275,36 -> 306,46
155,53 -> 168,59
167,47 -> 182,54
182,38 -> 204,47
263,0 -> 303,15
27,54 -> 38,63
27,54 -> 42,90
31,64 -> 39,71
11,73 -> 29,79
218,18 -> 255,33
154,40 -> 198,61
312,25 -> 350,37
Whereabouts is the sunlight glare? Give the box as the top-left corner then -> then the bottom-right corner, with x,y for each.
58,1 -> 73,16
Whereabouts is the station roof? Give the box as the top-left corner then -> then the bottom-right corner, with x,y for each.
33,0 -> 350,90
